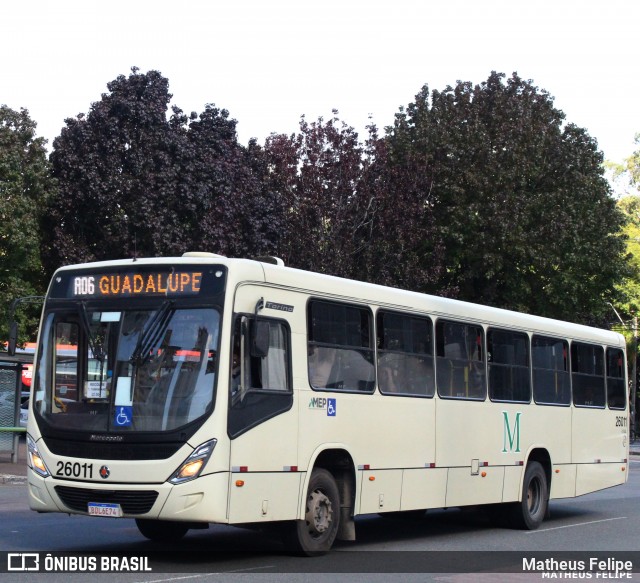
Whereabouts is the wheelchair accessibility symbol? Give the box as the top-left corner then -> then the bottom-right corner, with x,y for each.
115,406 -> 133,427
327,398 -> 336,417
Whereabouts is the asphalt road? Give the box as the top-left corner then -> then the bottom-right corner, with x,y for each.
2,460 -> 640,582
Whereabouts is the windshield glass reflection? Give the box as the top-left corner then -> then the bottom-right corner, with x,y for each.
35,307 -> 220,432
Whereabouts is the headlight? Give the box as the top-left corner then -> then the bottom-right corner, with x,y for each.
27,434 -> 51,478
168,439 -> 217,484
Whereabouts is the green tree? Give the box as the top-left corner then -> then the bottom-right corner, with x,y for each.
353,122 -> 448,293
609,196 -> 640,429
613,195 -> 640,316
0,106 -> 52,343
386,72 -> 629,324
606,134 -> 640,197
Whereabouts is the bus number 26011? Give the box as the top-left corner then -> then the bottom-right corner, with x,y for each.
56,461 -> 94,479
616,416 -> 628,428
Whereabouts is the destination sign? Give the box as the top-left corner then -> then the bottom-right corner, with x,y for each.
72,272 -> 203,298
48,264 -> 227,301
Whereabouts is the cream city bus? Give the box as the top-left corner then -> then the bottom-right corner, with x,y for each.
23,253 -> 629,554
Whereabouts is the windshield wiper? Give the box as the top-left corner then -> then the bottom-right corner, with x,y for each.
79,302 -> 105,362
130,301 -> 174,366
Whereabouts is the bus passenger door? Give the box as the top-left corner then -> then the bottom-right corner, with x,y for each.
227,289 -> 300,524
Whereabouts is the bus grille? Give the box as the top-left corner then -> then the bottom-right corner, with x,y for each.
54,486 -> 159,514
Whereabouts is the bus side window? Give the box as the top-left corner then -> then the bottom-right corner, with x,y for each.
307,300 -> 375,393
436,320 -> 486,400
228,316 -> 292,438
572,342 -> 605,408
606,347 -> 626,410
377,310 -> 434,397
532,336 -> 570,406
487,328 -> 531,403
254,320 -> 288,391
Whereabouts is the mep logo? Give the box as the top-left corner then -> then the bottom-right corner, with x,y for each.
502,411 -> 522,453
308,397 -> 337,416
8,553 -> 40,571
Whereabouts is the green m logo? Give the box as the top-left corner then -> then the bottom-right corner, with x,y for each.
502,411 -> 522,453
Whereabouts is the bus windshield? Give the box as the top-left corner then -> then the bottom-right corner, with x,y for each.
34,306 -> 221,433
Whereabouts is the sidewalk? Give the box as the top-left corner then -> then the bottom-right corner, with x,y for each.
0,436 -> 27,484
2,438 -> 639,487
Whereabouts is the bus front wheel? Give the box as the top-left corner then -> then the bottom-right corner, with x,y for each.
509,461 -> 548,530
284,468 -> 340,556
135,518 -> 189,542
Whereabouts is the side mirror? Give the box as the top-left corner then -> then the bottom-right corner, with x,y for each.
7,321 -> 18,356
251,320 -> 270,358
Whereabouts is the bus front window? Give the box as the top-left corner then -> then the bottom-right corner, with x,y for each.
35,307 -> 220,433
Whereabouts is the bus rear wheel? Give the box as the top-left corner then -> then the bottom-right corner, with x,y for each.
135,518 -> 189,542
509,461 -> 548,530
284,468 -> 340,556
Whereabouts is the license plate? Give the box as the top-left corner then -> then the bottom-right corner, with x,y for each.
88,502 -> 123,517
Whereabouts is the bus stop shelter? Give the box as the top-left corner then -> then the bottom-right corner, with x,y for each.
0,359 -> 29,463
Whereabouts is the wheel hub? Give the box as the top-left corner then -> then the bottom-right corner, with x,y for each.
305,489 -> 333,536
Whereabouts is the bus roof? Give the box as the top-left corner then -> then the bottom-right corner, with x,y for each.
52,254 -> 624,347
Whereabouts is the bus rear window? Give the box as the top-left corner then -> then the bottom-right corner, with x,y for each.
606,347 -> 626,410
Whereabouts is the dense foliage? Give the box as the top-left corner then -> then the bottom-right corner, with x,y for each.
0,68 -> 632,340
42,69 -> 279,272
0,106 -> 52,342
385,72 -> 628,323
262,114 -> 447,292
607,134 -> 640,197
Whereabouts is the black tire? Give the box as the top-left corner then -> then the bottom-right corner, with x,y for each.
508,461 -> 548,530
135,518 -> 189,542
284,468 -> 340,556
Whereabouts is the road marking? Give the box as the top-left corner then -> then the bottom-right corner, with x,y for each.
134,576 -> 211,583
525,516 -> 627,534
222,565 -> 276,573
133,564 -> 276,583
